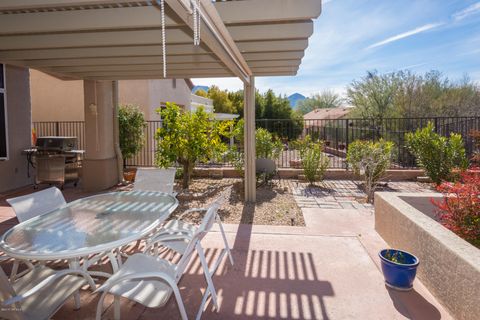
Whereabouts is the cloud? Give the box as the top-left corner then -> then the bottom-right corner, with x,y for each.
366,23 -> 443,49
453,2 -> 480,21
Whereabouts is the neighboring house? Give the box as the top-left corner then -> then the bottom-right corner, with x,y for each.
303,107 -> 352,122
303,107 -> 353,137
30,70 -> 211,121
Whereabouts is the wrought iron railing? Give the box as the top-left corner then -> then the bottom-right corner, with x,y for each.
33,116 -> 480,169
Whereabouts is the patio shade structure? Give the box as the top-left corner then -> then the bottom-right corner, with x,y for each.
0,0 -> 322,202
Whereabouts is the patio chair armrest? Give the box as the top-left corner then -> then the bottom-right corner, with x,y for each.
2,269 -> 96,306
177,207 -> 207,220
96,271 -> 179,295
144,233 -> 192,253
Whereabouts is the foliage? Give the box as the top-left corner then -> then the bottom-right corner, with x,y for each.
346,139 -> 394,202
118,104 -> 146,165
405,122 -> 468,185
348,70 -> 480,119
202,87 -> 303,139
298,137 -> 329,185
207,85 -> 236,114
470,130 -> 480,165
155,103 -> 232,189
432,169 -> 480,248
255,128 -> 283,159
195,89 -> 208,98
297,90 -> 344,115
383,250 -> 408,264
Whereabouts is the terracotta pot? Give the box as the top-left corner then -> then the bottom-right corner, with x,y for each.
123,168 -> 137,182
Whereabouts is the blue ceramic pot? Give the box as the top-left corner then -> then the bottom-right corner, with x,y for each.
379,249 -> 419,291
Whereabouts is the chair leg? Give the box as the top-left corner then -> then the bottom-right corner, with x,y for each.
95,291 -> 108,320
196,244 -> 218,309
74,291 -> 81,310
10,260 -> 19,281
217,218 -> 234,265
171,285 -> 188,320
114,297 -> 121,320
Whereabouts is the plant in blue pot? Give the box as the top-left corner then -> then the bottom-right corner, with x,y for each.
379,249 -> 419,291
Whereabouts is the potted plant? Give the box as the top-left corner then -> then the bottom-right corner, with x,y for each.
379,249 -> 419,291
119,104 -> 147,182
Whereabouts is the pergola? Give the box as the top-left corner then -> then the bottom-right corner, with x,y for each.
0,0 -> 321,202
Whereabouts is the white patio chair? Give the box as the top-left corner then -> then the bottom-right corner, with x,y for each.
6,187 -> 66,223
95,206 -> 219,320
5,187 -> 66,280
146,187 -> 234,265
0,264 -> 96,320
133,167 -> 177,196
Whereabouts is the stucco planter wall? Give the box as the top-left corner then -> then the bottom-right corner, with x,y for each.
375,192 -> 480,320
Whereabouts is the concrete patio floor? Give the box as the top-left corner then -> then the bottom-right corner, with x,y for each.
0,182 -> 451,319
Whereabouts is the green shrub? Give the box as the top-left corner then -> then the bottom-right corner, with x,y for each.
347,139 -> 394,202
155,103 -> 231,189
118,104 -> 146,167
255,128 -> 283,159
302,141 -> 330,185
405,122 -> 468,185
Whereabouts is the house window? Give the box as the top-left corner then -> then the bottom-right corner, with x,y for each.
0,64 -> 7,160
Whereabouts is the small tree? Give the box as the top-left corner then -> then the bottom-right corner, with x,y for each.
347,139 -> 394,202
301,138 -> 330,185
118,104 -> 146,167
255,128 -> 283,159
405,122 -> 468,185
155,103 -> 231,189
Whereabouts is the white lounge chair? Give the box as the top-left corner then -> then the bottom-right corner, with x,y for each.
146,187 -> 234,267
5,187 -> 67,280
133,167 -> 177,196
0,265 -> 95,320
6,187 -> 66,223
95,204 -> 219,320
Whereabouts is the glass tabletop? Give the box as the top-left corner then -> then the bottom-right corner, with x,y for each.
0,191 -> 178,260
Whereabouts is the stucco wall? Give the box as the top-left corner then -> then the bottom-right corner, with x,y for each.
375,192 -> 480,320
30,71 -> 192,122
30,70 -> 85,121
118,79 -> 191,119
0,66 -> 33,192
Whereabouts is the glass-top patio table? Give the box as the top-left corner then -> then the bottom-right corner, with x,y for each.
0,190 -> 178,277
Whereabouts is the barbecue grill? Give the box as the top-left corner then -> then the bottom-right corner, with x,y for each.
24,136 -> 84,188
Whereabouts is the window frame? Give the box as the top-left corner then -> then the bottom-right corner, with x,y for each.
0,64 -> 9,161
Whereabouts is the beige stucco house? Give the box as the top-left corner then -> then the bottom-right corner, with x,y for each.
30,70 -> 212,121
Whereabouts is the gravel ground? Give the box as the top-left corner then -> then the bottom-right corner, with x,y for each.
174,178 -> 305,226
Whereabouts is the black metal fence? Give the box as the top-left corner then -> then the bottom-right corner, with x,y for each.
33,116 -> 480,170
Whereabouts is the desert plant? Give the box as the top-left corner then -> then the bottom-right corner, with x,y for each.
432,169 -> 480,248
405,122 -> 468,185
471,130 -> 480,165
118,104 -> 146,167
346,139 -> 394,202
255,128 -> 283,159
155,103 -> 231,189
302,141 -> 330,185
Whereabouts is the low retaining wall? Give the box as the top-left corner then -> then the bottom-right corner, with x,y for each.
375,192 -> 480,320
193,168 -> 423,181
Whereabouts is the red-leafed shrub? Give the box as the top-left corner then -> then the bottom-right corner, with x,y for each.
432,169 -> 480,248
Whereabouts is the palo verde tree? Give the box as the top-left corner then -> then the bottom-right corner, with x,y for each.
118,104 -> 146,168
155,103 -> 232,189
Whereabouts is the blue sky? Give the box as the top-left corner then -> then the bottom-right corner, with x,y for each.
193,0 -> 480,98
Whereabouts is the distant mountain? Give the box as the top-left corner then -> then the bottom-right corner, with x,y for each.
288,93 -> 306,109
192,85 -> 209,94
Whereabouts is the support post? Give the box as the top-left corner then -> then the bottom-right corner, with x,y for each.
82,80 -> 119,191
244,76 -> 256,203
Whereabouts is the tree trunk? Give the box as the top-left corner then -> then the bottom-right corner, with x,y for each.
182,161 -> 194,189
